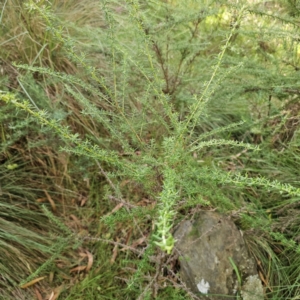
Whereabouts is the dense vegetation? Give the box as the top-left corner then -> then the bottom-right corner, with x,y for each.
1,0 -> 300,299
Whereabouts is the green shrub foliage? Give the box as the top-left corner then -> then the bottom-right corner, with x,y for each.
2,0 -> 300,298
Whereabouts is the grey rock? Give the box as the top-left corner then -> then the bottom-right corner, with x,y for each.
241,275 -> 264,300
174,211 -> 264,299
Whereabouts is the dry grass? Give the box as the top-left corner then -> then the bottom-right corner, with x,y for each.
0,0 -> 111,298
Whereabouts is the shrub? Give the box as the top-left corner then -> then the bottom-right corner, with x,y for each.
2,0 -> 300,299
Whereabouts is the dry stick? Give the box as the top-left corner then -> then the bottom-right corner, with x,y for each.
166,269 -> 201,300
82,236 -> 145,256
107,195 -> 137,209
162,249 -> 201,299
136,251 -> 164,300
96,161 -> 145,238
137,250 -> 201,300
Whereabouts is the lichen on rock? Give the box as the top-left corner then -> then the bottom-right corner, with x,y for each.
240,274 -> 264,300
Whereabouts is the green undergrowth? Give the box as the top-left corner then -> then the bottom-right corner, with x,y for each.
1,0 -> 300,299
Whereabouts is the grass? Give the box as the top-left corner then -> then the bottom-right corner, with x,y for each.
1,0 -> 300,299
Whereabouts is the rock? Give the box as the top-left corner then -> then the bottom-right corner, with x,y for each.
174,211 -> 264,299
241,275 -> 264,300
